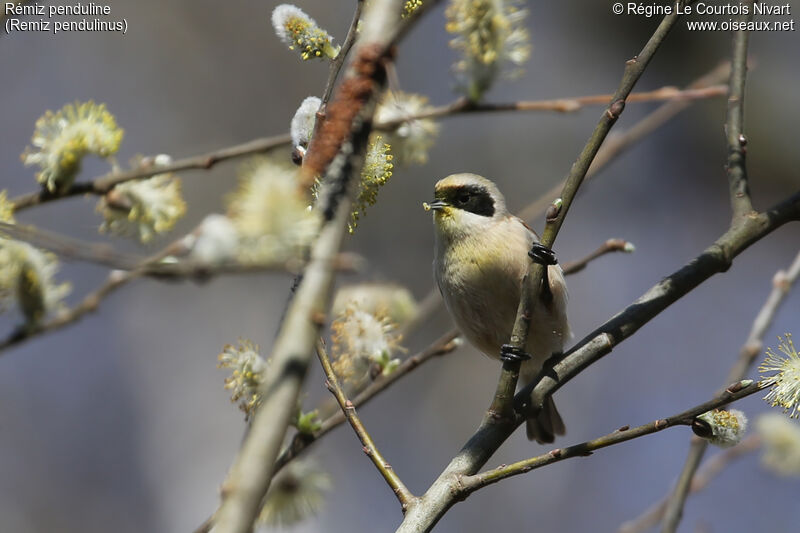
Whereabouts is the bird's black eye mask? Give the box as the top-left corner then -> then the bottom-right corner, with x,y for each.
436,184 -> 495,217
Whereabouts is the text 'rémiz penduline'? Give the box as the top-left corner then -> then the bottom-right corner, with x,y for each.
5,2 -> 109,17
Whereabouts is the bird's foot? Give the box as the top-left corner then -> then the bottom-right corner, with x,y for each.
528,243 -> 558,265
500,344 -> 532,363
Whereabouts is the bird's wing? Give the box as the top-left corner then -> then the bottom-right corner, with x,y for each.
514,216 -> 541,243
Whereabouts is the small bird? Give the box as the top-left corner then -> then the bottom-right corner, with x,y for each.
426,173 -> 570,443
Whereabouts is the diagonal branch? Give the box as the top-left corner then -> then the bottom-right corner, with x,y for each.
315,340 -> 416,509
526,191 -> 800,416
209,3 -> 419,532
459,380 -> 762,494
212,194 -> 353,533
275,329 -> 460,472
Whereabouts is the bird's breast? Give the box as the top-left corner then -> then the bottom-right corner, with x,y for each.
435,228 -> 526,358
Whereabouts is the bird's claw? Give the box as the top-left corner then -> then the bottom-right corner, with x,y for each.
500,344 -> 532,362
528,243 -> 558,265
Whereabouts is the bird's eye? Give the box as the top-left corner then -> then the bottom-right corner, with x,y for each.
457,193 -> 470,205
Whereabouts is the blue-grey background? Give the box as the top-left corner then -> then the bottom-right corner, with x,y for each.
1,1 -> 798,532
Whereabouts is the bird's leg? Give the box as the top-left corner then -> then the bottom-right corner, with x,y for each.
528,242 -> 558,266
538,350 -> 563,382
500,245 -> 560,363
500,344 -> 531,362
529,243 -> 558,303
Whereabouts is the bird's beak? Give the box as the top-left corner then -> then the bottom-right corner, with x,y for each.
423,200 -> 448,212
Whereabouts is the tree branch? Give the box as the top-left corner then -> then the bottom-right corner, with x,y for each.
212,194 -> 353,533
660,8 -> 761,531
191,331 -> 460,533
320,0 -> 364,108
0,237 -> 186,353
275,329 -> 460,472
459,380 -> 762,494
660,249 -> 800,533
517,62 -> 731,223
527,191 -> 800,414
561,238 -> 635,275
724,4 -> 755,221
0,220 -> 361,275
0,219 -> 362,356
377,85 -> 726,130
9,81 -> 725,214
619,434 -> 760,533
315,339 -> 416,510
10,133 -> 292,211
209,2 -> 412,532
500,0 -> 685,430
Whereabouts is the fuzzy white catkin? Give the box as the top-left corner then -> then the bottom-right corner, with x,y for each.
696,409 -> 748,448
290,96 -> 321,148
190,214 -> 239,265
755,413 -> 800,476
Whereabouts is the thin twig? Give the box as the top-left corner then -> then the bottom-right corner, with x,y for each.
661,8 -> 757,532
459,380 -> 762,494
499,0 -> 685,429
724,5 -> 755,221
517,62 -> 731,222
561,238 -> 635,275
9,84 -> 725,214
377,85 -> 726,130
274,329 -> 460,472
10,133 -> 292,211
0,221 -> 362,275
0,269 -> 132,353
316,340 -> 416,510
659,251 -> 800,533
191,331 -> 460,533
0,220 -> 144,270
619,434 -> 761,533
321,0 -> 364,108
0,224 -> 362,356
0,235 -> 188,353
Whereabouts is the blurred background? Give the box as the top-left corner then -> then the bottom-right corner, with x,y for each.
1,1 -> 799,532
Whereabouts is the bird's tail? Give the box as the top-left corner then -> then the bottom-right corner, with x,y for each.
526,396 -> 566,444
